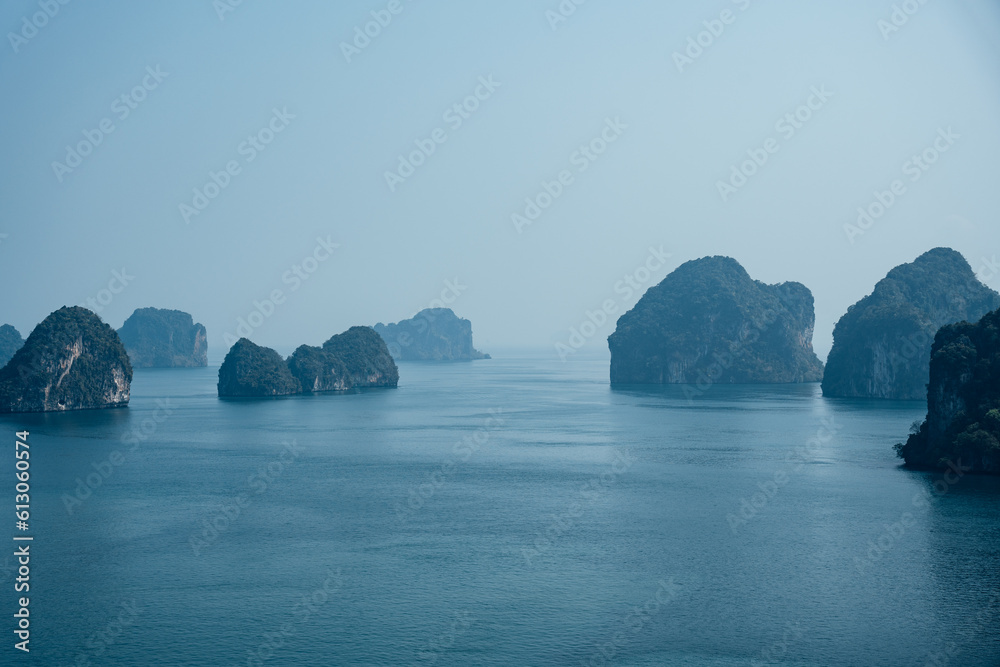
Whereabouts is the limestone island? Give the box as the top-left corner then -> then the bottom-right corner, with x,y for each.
608,256 -> 824,384
374,308 -> 489,361
895,306 -> 1000,474
823,248 -> 1000,400
219,326 -> 398,398
0,324 -> 24,367
0,306 -> 132,413
118,308 -> 208,368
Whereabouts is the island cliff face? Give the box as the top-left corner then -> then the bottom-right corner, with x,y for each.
118,308 -> 208,368
822,248 -> 1000,400
0,324 -> 24,367
374,308 -> 489,361
219,326 -> 398,397
322,326 -> 399,387
608,256 -> 824,384
0,307 -> 132,413
896,307 -> 1000,474
218,338 -> 301,397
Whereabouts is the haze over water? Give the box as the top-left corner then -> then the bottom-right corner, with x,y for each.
4,353 -> 998,666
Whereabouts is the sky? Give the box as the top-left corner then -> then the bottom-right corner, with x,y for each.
2,0 -> 1000,363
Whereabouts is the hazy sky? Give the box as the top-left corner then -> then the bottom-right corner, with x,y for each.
3,0 -> 1000,363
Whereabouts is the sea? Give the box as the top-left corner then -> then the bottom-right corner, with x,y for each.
2,350 -> 998,666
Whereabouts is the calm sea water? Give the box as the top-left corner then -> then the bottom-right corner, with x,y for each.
2,351 -> 999,666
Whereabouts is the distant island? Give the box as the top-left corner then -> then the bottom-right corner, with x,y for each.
608,256 -> 824,384
823,248 -> 1000,400
0,306 -> 132,413
218,326 -> 398,397
896,306 -> 1000,474
0,324 -> 24,367
374,308 -> 489,361
118,307 -> 208,368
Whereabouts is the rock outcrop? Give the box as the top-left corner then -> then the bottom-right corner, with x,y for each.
217,338 -> 301,397
608,256 -> 824,384
287,345 -> 350,392
118,308 -> 207,368
322,326 -> 399,387
218,327 -> 398,397
374,308 -> 489,361
0,307 -> 132,413
823,248 -> 1000,400
895,307 -> 1000,473
0,324 -> 24,367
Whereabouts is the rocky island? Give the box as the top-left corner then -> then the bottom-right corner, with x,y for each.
822,248 -> 1000,400
374,308 -> 489,361
0,306 -> 132,413
219,326 -> 398,397
0,324 -> 24,367
118,308 -> 208,368
608,256 -> 824,384
895,306 -> 1000,474
218,338 -> 302,397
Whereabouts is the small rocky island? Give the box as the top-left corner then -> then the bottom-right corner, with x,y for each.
374,308 -> 489,361
0,306 -> 132,413
608,256 -> 824,384
0,324 -> 24,367
118,308 -> 208,368
823,248 -> 1000,400
219,326 -> 398,397
896,306 -> 1000,474
218,338 -> 302,397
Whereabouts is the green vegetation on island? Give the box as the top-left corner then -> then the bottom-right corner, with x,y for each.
0,324 -> 24,368
218,326 -> 398,397
823,248 -> 1000,400
374,308 -> 489,361
0,306 -> 132,413
896,306 -> 1000,474
608,256 -> 824,385
118,307 -> 208,368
